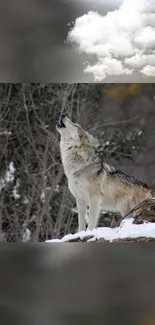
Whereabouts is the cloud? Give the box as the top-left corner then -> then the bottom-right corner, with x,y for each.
84,57 -> 133,81
141,65 -> 155,76
124,51 -> 155,68
67,0 -> 155,80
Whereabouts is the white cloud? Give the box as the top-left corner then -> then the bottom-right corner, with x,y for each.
84,57 -> 133,81
133,26 -> 155,48
124,51 -> 155,68
141,65 -> 155,76
142,13 -> 155,26
67,0 -> 155,80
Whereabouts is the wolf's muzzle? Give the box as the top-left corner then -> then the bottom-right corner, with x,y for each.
57,114 -> 66,128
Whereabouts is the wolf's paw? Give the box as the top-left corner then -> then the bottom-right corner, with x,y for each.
87,226 -> 96,231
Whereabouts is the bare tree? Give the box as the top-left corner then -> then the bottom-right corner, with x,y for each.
0,83 -> 153,242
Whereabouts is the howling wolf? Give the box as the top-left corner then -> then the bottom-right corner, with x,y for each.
57,115 -> 151,232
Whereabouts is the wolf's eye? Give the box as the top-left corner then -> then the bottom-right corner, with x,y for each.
74,124 -> 78,128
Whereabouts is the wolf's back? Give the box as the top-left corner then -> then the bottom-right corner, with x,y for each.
109,169 -> 149,190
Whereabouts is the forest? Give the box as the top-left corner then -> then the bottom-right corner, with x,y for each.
0,83 -> 155,242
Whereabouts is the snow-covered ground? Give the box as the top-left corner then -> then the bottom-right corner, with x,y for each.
47,218 -> 155,242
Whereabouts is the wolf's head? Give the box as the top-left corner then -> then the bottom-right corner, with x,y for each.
56,115 -> 99,148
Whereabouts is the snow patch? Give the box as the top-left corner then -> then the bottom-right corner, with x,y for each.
0,161 -> 15,191
0,130 -> 12,136
47,218 -> 155,242
54,185 -> 60,193
23,228 -> 31,242
23,197 -> 29,204
12,179 -> 20,200
40,191 -> 45,202
5,162 -> 15,183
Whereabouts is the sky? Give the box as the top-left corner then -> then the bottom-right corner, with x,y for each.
67,0 -> 155,81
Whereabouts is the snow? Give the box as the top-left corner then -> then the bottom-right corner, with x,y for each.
40,191 -> 45,202
23,228 -> 31,242
5,161 -> 15,183
0,162 -> 21,200
47,218 -> 155,242
0,130 -> 12,136
23,197 -> 29,204
54,185 -> 60,193
12,179 -> 20,200
67,0 -> 155,80
0,161 -> 15,191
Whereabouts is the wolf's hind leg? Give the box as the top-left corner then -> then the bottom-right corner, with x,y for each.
88,195 -> 100,231
76,198 -> 87,232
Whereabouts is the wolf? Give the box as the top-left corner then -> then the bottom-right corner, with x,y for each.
57,115 -> 152,232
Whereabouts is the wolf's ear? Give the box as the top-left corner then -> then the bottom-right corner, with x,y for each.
87,133 -> 99,147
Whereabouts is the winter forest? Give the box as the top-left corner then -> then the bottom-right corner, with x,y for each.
0,83 -> 155,242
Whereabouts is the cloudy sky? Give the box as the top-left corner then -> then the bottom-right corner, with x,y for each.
67,0 -> 155,82
2,0 -> 154,82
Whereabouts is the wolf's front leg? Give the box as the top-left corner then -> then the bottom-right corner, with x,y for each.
88,195 -> 100,231
76,198 -> 87,232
